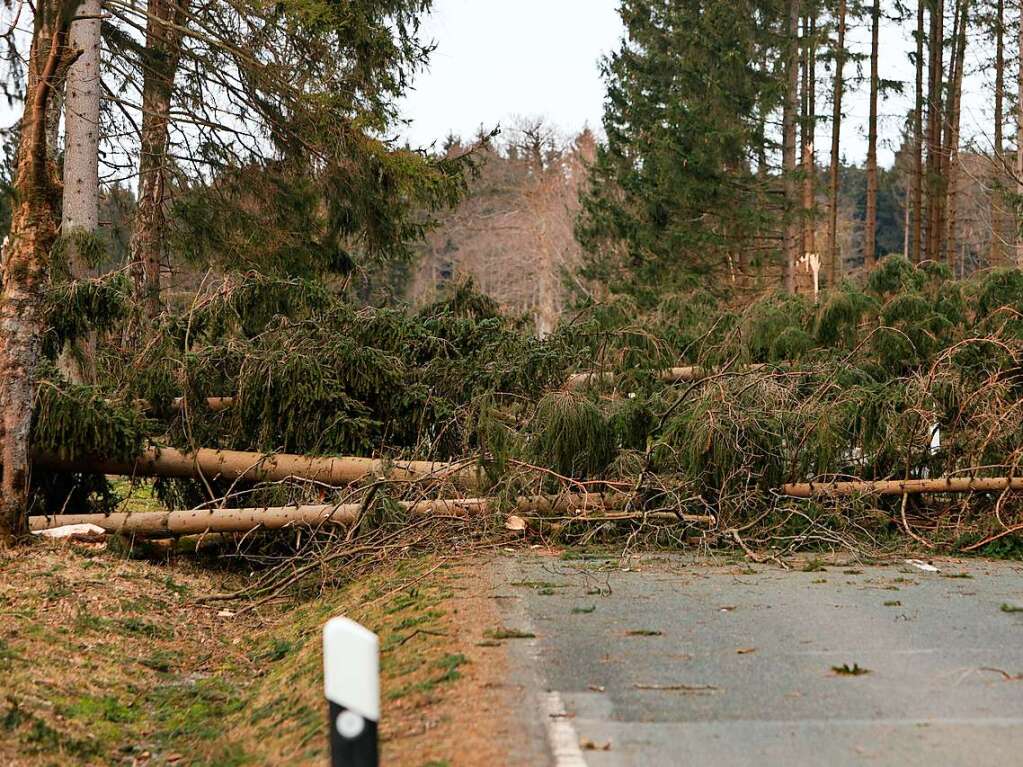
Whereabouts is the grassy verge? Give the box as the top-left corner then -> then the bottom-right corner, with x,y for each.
1,541 -> 506,766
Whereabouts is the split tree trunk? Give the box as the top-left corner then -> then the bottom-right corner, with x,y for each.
782,0 -> 801,294
864,0 -> 881,269
130,0 -> 189,319
827,0 -> 847,283
59,0 -> 102,382
0,0 -> 80,545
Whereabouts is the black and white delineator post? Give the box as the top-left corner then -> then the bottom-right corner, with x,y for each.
324,617 -> 380,767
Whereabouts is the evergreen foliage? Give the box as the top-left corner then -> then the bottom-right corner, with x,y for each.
25,243 -> 1023,551
575,0 -> 784,304
527,391 -> 616,480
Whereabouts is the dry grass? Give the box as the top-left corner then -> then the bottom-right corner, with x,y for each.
0,540 -> 515,766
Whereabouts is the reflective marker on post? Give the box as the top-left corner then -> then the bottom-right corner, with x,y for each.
324,617 -> 380,767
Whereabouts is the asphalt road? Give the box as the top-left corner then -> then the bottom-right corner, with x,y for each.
491,553 -> 1023,767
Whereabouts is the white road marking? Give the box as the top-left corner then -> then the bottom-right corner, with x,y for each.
545,690 -> 589,767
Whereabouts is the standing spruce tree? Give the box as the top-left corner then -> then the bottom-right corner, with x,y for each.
782,0 -> 800,294
910,0 -> 924,263
827,0 -> 848,282
98,0 -> 469,309
576,0 -> 784,305
864,0 -> 881,269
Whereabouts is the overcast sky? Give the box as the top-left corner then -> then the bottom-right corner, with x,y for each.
1,0 -> 1000,171
399,0 -> 1002,169
398,0 -> 622,147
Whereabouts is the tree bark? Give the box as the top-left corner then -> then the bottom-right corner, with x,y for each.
0,0 -> 79,545
827,0 -> 847,283
864,0 -> 881,269
911,0 -> 925,263
59,0 -> 102,381
130,0 -> 189,319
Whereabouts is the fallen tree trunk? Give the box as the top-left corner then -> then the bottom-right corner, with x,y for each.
170,396 -> 235,412
564,363 -> 774,390
565,366 -> 705,390
783,476 -> 1023,497
29,499 -> 479,535
29,493 -> 716,535
33,446 -> 475,487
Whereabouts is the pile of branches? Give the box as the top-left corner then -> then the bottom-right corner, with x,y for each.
30,258 -> 1023,556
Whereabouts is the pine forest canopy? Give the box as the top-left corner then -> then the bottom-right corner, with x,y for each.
2,0 -> 1023,548
576,0 -> 1023,304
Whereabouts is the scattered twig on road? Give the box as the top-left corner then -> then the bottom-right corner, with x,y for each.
633,683 -> 719,693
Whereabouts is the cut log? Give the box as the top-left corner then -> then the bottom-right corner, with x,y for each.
29,493 -> 716,536
783,476 -> 1023,497
32,446 -> 475,487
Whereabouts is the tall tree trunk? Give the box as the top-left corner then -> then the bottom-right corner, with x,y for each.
1017,0 -> 1023,266
911,0 -> 925,263
0,0 -> 79,545
59,0 -> 101,381
802,13 -> 817,258
925,0 -> 944,262
827,0 -> 847,283
991,0 -> 1006,266
783,0 -> 801,293
130,0 -> 189,319
903,186 -> 911,256
943,0 -> 968,272
865,0 -> 880,269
